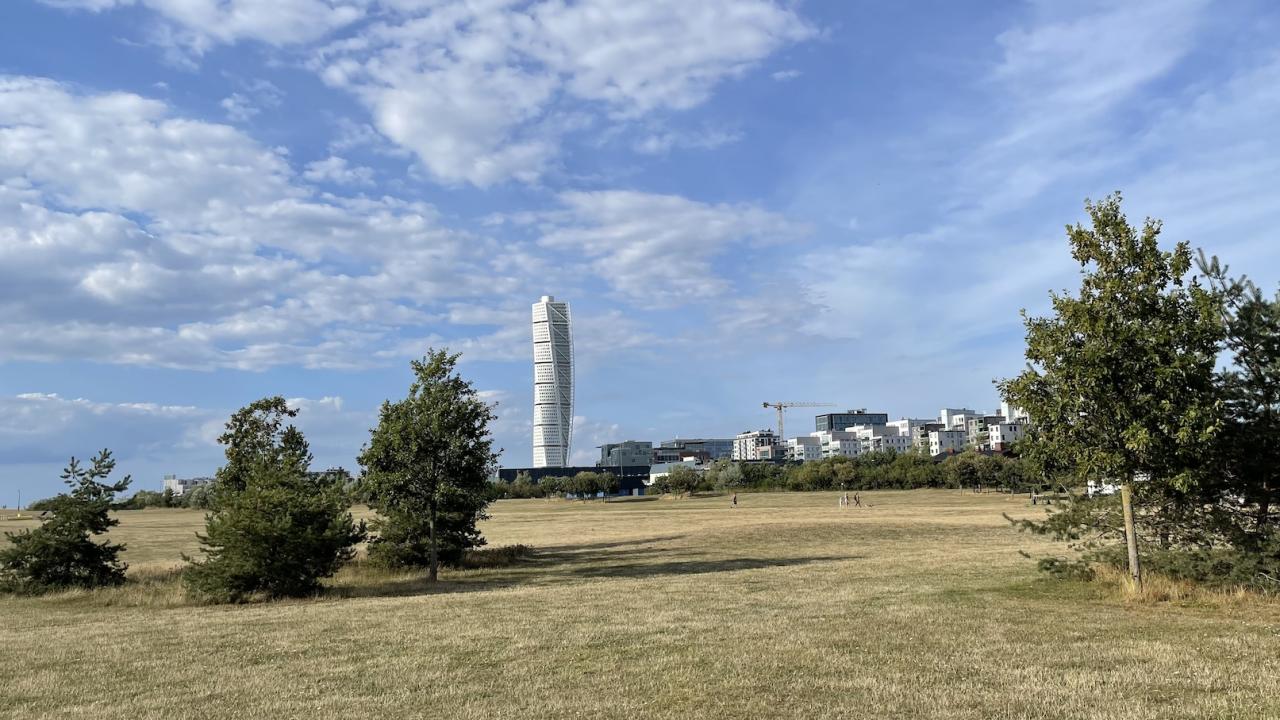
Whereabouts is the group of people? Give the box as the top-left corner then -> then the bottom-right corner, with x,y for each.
726,491 -> 864,508
838,492 -> 862,508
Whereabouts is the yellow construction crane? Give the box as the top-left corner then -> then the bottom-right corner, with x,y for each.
762,401 -> 836,443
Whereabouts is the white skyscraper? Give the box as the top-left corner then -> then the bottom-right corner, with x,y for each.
532,295 -> 573,467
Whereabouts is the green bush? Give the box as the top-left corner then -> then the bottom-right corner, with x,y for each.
184,464 -> 365,602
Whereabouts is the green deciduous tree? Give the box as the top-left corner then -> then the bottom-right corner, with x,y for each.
185,399 -> 364,602
215,396 -> 311,494
1000,194 -> 1224,585
359,350 -> 498,581
0,450 -> 131,594
664,465 -> 701,496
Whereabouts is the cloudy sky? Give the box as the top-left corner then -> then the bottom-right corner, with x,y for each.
2,0 -> 1278,501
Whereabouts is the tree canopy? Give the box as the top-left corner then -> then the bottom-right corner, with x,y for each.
359,349 -> 498,580
1000,193 -> 1223,492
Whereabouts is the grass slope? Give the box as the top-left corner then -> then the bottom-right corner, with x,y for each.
1,491 -> 1277,719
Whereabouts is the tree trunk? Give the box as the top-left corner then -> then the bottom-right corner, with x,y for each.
428,502 -> 438,582
1258,479 -> 1271,533
1120,482 -> 1142,587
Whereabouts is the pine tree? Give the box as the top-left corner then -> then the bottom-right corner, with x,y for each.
0,450 -> 131,594
359,350 -> 498,580
184,398 -> 364,602
1199,253 -> 1280,537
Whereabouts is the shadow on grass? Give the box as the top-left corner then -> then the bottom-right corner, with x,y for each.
328,534 -> 857,601
555,555 -> 857,580
539,534 -> 687,553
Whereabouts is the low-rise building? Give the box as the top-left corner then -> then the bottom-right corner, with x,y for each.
858,429 -> 913,454
598,441 -> 654,468
886,418 -> 933,441
910,421 -> 945,449
648,459 -> 703,486
756,443 -> 784,461
652,446 -> 712,465
939,408 -> 979,430
929,429 -> 968,457
784,435 -> 822,462
811,430 -> 861,458
660,438 -> 734,460
989,421 -> 1027,451
965,415 -> 1006,449
162,474 -> 212,496
733,430 -> 779,460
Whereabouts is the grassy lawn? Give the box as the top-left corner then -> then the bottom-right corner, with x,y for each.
1,490 -> 1277,719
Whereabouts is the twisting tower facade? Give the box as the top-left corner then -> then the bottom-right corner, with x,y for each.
531,295 -> 573,467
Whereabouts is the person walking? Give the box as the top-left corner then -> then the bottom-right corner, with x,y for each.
852,492 -> 862,508
731,492 -> 738,508
840,492 -> 849,508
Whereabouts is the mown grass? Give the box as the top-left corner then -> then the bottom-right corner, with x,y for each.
1,490 -> 1277,719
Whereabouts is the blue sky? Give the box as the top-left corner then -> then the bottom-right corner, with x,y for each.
2,0 -> 1279,501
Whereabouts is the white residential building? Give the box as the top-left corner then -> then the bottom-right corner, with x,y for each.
965,415 -> 1006,449
733,430 -> 779,460
757,444 -> 783,461
1000,401 -> 1030,423
785,436 -> 822,462
948,412 -> 987,432
939,408 -> 979,430
810,430 -> 861,458
532,296 -> 573,468
886,418 -> 932,441
859,430 -> 913,454
910,422 -> 945,449
929,429 -> 968,457
162,475 -> 211,496
989,421 -> 1027,451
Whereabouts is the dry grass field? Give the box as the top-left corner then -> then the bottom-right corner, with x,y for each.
1,490 -> 1277,720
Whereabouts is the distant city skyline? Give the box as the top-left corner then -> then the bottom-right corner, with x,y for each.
3,0 -> 1280,500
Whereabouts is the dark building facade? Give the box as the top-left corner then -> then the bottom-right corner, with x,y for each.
597,441 -> 654,468
815,410 -> 890,432
497,466 -> 650,495
659,438 -> 734,460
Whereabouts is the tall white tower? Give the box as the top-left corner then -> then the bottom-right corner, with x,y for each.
532,295 -> 573,467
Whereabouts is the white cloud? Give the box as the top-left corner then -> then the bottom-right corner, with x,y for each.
0,393 -> 212,465
538,190 -> 808,305
994,0 -> 1206,110
313,0 -> 814,185
771,69 -> 801,81
0,75 -> 522,370
302,156 -> 376,185
43,1 -> 813,184
0,392 -> 374,495
632,127 -> 743,155
42,0 -> 365,54
220,92 -> 259,121
219,77 -> 284,122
